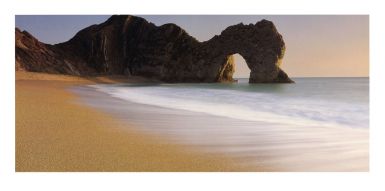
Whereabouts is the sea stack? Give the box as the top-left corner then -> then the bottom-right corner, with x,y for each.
15,15 -> 293,83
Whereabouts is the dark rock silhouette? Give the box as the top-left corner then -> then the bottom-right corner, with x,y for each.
15,15 -> 293,83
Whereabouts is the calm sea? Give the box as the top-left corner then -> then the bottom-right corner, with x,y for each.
91,77 -> 369,129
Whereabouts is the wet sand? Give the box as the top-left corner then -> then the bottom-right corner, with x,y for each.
16,72 -> 247,171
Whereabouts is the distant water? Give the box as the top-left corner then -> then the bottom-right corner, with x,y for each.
72,77 -> 369,171
91,77 -> 369,129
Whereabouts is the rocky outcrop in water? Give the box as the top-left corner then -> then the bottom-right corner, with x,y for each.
15,15 -> 293,83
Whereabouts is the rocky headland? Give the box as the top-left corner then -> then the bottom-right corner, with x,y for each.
16,15 -> 293,83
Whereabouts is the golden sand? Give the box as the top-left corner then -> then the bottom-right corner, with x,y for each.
16,72 -> 248,171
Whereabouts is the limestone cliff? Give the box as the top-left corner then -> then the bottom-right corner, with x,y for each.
15,15 -> 293,83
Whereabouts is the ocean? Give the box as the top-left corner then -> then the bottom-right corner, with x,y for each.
72,77 -> 369,171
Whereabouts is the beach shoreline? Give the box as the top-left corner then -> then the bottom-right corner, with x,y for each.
15,71 -> 249,171
16,71 -> 368,172
74,80 -> 369,172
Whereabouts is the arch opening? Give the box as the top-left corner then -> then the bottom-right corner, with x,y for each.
232,53 -> 251,82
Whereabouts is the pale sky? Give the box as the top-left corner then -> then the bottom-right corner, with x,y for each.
15,15 -> 369,77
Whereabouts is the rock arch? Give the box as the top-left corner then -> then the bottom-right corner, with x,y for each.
199,20 -> 293,83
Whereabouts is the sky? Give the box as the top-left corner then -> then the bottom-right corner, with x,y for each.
15,15 -> 369,77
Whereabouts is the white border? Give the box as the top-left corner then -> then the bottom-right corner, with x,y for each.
2,0 -> 384,191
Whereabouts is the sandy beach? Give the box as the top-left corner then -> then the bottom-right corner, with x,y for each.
15,72 -> 368,172
15,71 -> 246,171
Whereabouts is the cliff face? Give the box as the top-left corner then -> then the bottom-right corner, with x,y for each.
15,15 -> 293,83
16,29 -> 95,75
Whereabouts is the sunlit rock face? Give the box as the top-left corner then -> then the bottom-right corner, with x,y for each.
15,15 -> 293,83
